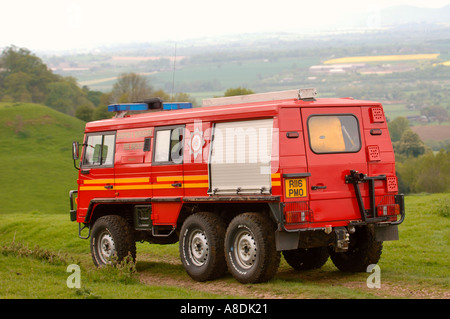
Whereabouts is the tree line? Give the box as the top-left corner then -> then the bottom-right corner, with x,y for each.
0,46 -> 199,122
388,117 -> 449,194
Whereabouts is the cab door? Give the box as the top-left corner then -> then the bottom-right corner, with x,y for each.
150,125 -> 185,225
301,107 -> 366,223
77,132 -> 116,220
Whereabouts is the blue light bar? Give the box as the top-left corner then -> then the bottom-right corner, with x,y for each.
163,102 -> 193,110
108,103 -> 149,112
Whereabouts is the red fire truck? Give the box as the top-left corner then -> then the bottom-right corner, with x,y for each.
70,88 -> 404,283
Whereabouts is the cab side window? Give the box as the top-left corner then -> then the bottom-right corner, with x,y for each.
308,115 -> 361,154
83,133 -> 115,167
153,126 -> 185,164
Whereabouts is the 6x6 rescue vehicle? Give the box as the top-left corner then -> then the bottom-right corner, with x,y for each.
69,88 -> 405,283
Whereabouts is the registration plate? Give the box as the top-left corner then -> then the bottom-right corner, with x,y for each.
285,178 -> 307,198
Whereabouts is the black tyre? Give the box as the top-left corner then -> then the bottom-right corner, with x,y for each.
329,225 -> 382,272
179,212 -> 227,282
225,213 -> 280,284
90,215 -> 136,267
283,247 -> 329,271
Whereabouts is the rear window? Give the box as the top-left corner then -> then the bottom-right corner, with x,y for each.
307,115 -> 361,153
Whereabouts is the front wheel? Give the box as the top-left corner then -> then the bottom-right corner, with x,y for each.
225,213 -> 280,284
90,215 -> 136,267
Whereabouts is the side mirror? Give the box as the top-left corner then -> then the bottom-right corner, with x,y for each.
72,141 -> 80,160
72,141 -> 80,170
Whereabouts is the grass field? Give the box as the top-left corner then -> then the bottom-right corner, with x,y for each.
0,103 -> 85,215
0,194 -> 448,299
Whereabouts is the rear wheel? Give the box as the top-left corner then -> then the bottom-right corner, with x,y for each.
90,215 -> 136,267
179,212 -> 227,282
283,247 -> 329,271
225,213 -> 280,283
329,225 -> 382,272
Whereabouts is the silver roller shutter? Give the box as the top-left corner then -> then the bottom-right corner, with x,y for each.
209,118 -> 273,195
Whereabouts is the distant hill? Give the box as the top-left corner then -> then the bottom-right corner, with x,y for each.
337,4 -> 450,29
0,103 -> 85,214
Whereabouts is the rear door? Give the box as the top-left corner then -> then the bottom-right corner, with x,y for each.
150,125 -> 185,225
301,107 -> 366,223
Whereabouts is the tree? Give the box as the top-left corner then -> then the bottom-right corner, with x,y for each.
3,72 -> 32,102
75,104 -> 95,122
0,45 -> 59,103
85,87 -> 103,107
394,129 -> 426,157
111,72 -> 153,103
145,89 -> 198,106
45,81 -> 78,114
388,117 -> 409,142
223,87 -> 255,97
414,150 -> 450,193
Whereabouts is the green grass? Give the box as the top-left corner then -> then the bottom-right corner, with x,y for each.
0,194 -> 448,299
0,102 -> 85,215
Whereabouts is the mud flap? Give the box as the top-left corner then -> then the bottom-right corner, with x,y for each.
374,225 -> 399,242
275,230 -> 300,251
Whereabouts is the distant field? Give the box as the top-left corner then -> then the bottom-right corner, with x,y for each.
79,72 -> 157,87
324,53 -> 440,64
411,125 -> 450,142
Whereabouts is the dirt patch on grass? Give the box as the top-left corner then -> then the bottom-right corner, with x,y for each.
136,254 -> 301,299
136,255 -> 449,299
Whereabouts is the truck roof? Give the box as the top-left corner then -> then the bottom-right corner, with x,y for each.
84,97 -> 382,133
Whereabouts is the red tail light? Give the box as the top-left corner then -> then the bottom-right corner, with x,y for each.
376,195 -> 400,217
284,201 -> 312,224
377,204 -> 400,217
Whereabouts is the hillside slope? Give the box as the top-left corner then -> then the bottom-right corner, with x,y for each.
0,103 -> 86,214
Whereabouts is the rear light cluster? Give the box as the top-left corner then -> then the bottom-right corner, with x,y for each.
376,195 -> 400,217
284,201 -> 312,224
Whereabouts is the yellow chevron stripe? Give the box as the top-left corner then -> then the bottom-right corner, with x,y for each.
80,182 -> 209,191
156,176 -> 183,182
183,183 -> 209,188
79,186 -> 111,191
115,185 -> 153,190
184,175 -> 209,181
83,177 -> 150,185
116,177 -> 150,184
156,175 -> 208,182
83,179 -> 114,185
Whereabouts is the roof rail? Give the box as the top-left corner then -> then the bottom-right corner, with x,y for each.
202,88 -> 316,107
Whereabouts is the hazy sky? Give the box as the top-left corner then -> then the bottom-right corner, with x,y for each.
2,0 -> 449,52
